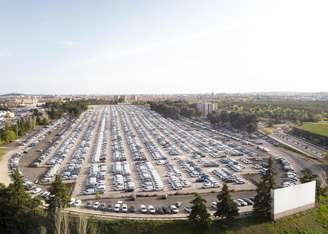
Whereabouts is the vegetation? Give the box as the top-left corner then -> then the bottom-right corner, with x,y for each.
253,157 -> 275,220
62,192 -> 328,234
215,99 -> 328,123
188,193 -> 211,229
149,101 -> 200,119
46,100 -> 88,120
32,109 -> 49,125
214,183 -> 239,221
207,110 -> 257,133
0,170 -> 44,234
298,122 -> 328,137
47,175 -> 71,234
0,173 -> 327,234
0,116 -> 37,145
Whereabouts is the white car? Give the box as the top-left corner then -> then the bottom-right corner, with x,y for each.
122,204 -> 128,213
148,205 -> 156,214
140,204 -> 147,213
114,203 -> 121,212
84,188 -> 95,195
73,199 -> 82,207
170,205 -> 179,214
93,202 -> 100,209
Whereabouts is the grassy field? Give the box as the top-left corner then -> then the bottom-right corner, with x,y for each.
298,122 -> 328,137
82,193 -> 328,234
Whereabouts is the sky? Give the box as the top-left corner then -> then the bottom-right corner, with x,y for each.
0,0 -> 328,95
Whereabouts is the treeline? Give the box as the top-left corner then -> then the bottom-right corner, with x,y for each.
216,100 -> 328,123
247,105 -> 319,123
84,99 -> 119,105
149,101 -> 201,119
45,100 -> 88,119
207,110 -> 257,133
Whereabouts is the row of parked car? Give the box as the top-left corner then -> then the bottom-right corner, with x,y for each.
278,157 -> 299,187
109,107 -> 135,192
120,111 -> 146,161
92,109 -> 109,163
85,200 -> 182,214
84,163 -> 107,194
41,112 -> 92,183
10,118 -> 66,172
62,113 -> 96,181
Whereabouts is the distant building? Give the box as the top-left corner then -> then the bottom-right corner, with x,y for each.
130,95 -> 138,102
196,103 -> 218,117
0,96 -> 39,108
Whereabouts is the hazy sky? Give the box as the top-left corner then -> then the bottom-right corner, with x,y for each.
1,0 -> 328,94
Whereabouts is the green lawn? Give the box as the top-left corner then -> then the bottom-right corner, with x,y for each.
298,122 -> 328,137
82,193 -> 328,234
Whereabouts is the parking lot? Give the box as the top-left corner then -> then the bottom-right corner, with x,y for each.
11,104 -> 319,215
21,105 -> 273,196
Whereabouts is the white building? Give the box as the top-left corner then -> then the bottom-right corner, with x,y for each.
196,103 -> 218,117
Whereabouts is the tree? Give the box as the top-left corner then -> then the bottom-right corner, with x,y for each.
246,122 -> 257,133
0,170 -> 43,234
1,129 -> 17,143
188,193 -> 211,229
253,157 -> 275,220
214,184 -> 239,221
47,175 -> 70,234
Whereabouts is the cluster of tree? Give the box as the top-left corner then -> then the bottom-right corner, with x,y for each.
32,109 -> 49,126
248,105 -> 319,123
149,101 -> 201,120
0,171 -> 70,234
0,170 -> 44,233
83,99 -> 120,105
217,100 -> 328,123
188,184 -> 239,230
45,100 -> 88,120
207,110 -> 258,133
0,116 -> 37,144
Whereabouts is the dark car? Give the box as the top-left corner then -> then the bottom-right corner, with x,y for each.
128,206 -> 135,213
156,207 -> 164,215
107,204 -> 113,212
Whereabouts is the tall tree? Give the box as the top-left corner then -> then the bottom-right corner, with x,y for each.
214,183 -> 239,221
188,193 -> 211,229
47,175 -> 70,234
253,157 -> 275,220
0,170 -> 43,234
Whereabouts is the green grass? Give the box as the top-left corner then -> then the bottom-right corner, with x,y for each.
81,193 -> 328,234
298,122 -> 328,137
